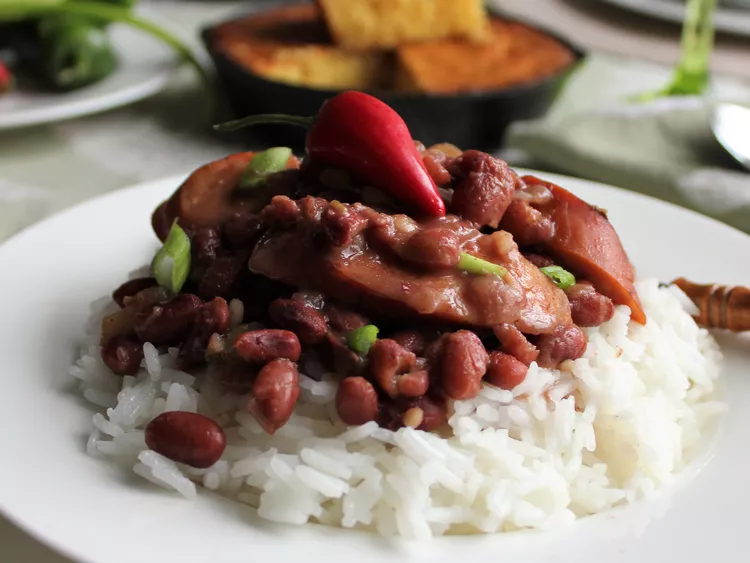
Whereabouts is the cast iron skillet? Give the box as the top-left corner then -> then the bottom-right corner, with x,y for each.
201,7 -> 585,152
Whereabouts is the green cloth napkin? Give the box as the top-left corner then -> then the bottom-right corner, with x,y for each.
505,56 -> 750,233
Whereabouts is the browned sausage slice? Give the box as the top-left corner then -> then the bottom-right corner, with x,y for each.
151,152 -> 300,241
522,176 -> 646,325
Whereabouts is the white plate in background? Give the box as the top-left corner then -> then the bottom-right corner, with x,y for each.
0,22 -> 180,131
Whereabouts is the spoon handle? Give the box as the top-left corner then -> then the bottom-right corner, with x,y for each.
672,278 -> 750,332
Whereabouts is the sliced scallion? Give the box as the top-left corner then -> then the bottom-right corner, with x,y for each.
346,325 -> 379,355
239,147 -> 293,189
152,221 -> 191,294
457,252 -> 508,278
540,265 -> 576,289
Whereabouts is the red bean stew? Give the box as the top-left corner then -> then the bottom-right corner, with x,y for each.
101,139 -> 644,437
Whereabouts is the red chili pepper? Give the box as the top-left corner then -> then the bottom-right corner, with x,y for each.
215,91 -> 446,217
0,61 -> 13,95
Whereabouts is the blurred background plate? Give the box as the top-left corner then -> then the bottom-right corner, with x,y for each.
598,0 -> 750,36
0,19 -> 180,131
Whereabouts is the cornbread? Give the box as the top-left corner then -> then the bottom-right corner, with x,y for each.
396,19 -> 576,94
317,0 -> 489,49
211,4 -> 393,91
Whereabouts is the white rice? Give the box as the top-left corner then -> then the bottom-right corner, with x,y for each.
72,278 -> 725,538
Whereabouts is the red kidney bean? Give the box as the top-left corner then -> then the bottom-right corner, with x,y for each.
565,282 -> 616,327
324,304 -> 369,334
198,255 -> 245,301
323,201 -> 369,247
449,150 -> 516,229
379,395 -> 447,432
101,335 -> 144,375
192,228 -> 222,271
261,195 -> 301,227
101,286 -> 169,345
134,294 -> 202,346
298,195 -> 327,225
428,143 -> 462,159
537,325 -> 587,368
151,199 -> 175,242
177,297 -> 231,370
391,330 -> 427,355
440,330 -> 489,400
411,396 -> 447,431
336,376 -> 379,426
396,370 -> 430,397
248,358 -> 300,434
368,339 -> 417,398
493,323 -> 539,366
422,150 -> 452,185
324,333 -> 366,376
499,200 -> 555,247
486,351 -> 528,390
400,228 -> 461,269
223,210 -> 263,248
269,298 -> 329,344
112,277 -> 157,308
233,329 -> 301,364
145,411 -> 226,469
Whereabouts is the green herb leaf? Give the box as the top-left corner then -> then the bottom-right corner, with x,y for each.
0,2 -> 210,93
346,325 -> 379,355
152,220 -> 191,294
239,147 -> 292,189
540,265 -> 576,289
457,252 -> 508,278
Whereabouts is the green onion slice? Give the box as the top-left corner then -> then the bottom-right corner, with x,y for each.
239,147 -> 292,189
540,265 -> 576,289
346,325 -> 379,355
457,252 -> 508,278
152,220 -> 191,294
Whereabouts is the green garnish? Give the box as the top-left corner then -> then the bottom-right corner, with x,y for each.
152,220 -> 191,294
0,1 -> 210,91
346,325 -> 379,355
457,252 -> 508,278
540,265 -> 576,289
239,147 -> 292,189
633,0 -> 717,101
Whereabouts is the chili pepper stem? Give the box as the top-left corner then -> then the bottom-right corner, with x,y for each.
214,114 -> 316,132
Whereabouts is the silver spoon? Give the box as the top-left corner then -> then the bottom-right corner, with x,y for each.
711,103 -> 750,171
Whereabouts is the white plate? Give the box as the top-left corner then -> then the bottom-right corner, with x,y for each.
0,22 -> 179,131
598,0 -> 750,37
0,172 -> 749,563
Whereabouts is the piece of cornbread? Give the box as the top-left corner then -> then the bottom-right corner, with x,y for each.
212,4 -> 393,91
396,19 -> 576,94
317,0 -> 490,50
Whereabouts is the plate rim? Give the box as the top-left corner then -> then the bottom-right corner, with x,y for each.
0,16 -> 183,131
0,170 -> 749,563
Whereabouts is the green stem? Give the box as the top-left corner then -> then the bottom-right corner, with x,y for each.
0,1 -> 210,89
214,114 -> 315,133
632,0 -> 717,101
457,252 -> 507,278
